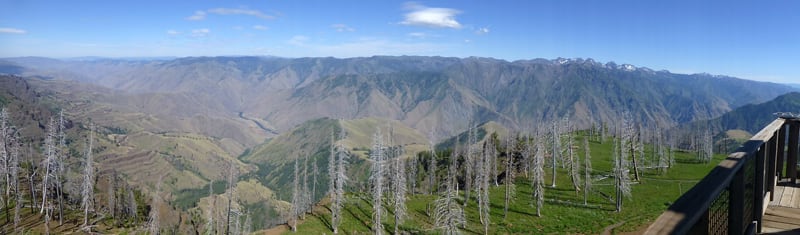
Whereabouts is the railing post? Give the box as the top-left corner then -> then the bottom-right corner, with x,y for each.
768,134 -> 777,200
729,168 -> 745,235
777,124 -> 787,180
788,122 -> 799,183
755,144 -> 766,233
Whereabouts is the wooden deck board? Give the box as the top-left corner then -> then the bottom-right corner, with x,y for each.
763,220 -> 798,230
762,208 -> 800,234
779,186 -> 795,207
763,188 -> 800,234
764,214 -> 800,226
771,186 -> 785,206
766,207 -> 800,219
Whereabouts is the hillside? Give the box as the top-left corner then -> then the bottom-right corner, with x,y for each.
286,133 -> 727,234
242,117 -> 430,201
684,92 -> 800,134
4,56 -> 795,140
0,75 -> 266,233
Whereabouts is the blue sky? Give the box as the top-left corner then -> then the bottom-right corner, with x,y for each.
0,0 -> 798,83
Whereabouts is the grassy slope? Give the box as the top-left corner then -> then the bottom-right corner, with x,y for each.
286,135 -> 725,234
243,117 -> 430,202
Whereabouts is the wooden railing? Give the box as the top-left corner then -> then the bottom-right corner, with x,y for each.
645,118 -> 799,234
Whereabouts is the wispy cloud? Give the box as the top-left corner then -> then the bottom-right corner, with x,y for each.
408,32 -> 428,38
287,35 -> 309,46
253,25 -> 269,30
400,2 -> 462,29
475,27 -> 489,35
187,7 -> 275,21
186,11 -> 207,20
191,28 -> 210,37
166,30 -> 181,35
0,27 -> 27,34
208,8 -> 275,19
285,37 -> 449,58
331,24 -> 355,32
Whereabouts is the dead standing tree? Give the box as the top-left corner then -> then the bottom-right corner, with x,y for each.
331,132 -> 349,234
81,123 -> 96,229
369,128 -> 386,235
433,149 -> 465,234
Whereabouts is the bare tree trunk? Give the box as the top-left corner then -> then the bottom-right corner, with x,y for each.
503,135 -> 515,220
370,128 -> 385,235
533,133 -> 545,217
551,121 -> 559,187
225,162 -> 238,235
408,154 -> 417,194
57,111 -> 66,225
108,172 -> 118,225
463,124 -> 476,209
312,161 -> 318,209
331,135 -> 348,234
477,141 -> 493,235
433,148 -> 465,234
583,137 -> 592,205
28,142 -> 37,213
302,153 -> 310,217
148,175 -> 164,235
82,124 -> 96,228
205,183 -> 215,235
291,154 -> 300,232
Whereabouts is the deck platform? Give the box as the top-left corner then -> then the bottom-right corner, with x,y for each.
763,179 -> 800,234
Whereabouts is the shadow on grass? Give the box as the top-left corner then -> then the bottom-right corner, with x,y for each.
344,204 -> 371,230
508,206 -> 539,217
544,198 -> 615,212
314,212 -> 333,233
675,158 -> 704,164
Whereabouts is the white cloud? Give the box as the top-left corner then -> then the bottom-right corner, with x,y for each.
166,30 -> 180,35
287,35 -> 309,46
253,25 -> 269,30
186,11 -> 207,20
0,27 -> 27,34
475,27 -> 489,35
208,8 -> 275,20
400,3 -> 462,29
191,28 -> 210,37
331,24 -> 355,32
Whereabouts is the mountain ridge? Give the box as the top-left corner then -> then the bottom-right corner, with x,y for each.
5,56 -> 794,140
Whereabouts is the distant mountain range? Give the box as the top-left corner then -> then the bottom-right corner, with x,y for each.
2,56 -> 795,140
3,56 -> 798,233
689,92 -> 800,134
